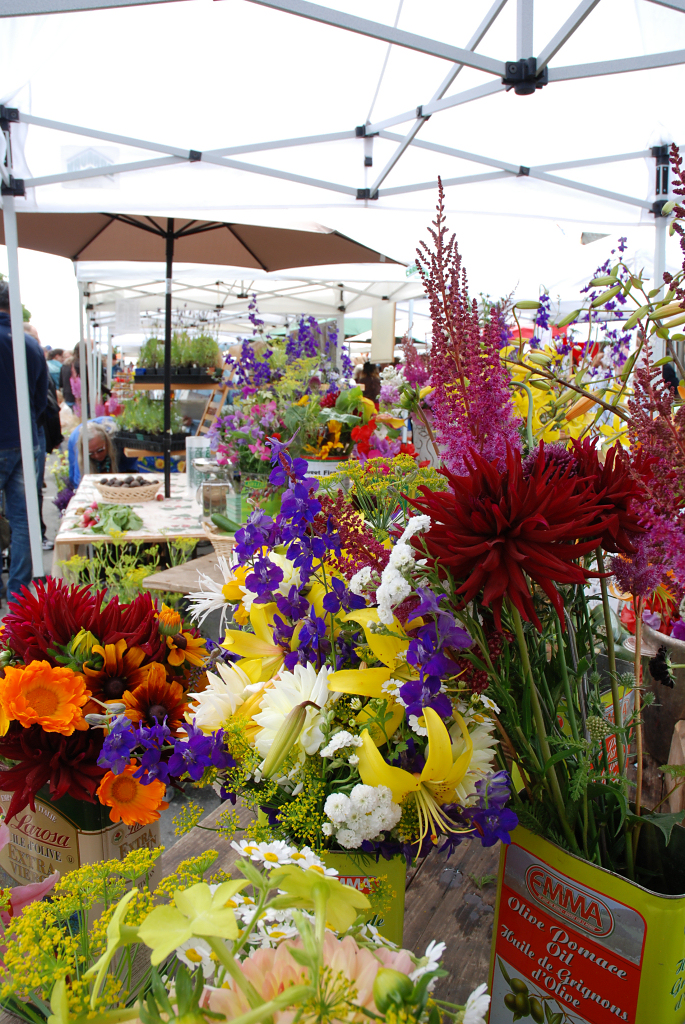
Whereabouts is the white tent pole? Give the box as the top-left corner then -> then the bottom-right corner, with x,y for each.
336,312 -> 344,371
87,305 -> 96,416
2,194 -> 43,579
78,281 -> 89,478
517,0 -> 533,58
107,330 -> 113,388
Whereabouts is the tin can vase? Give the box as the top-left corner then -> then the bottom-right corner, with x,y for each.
488,825 -> 685,1024
321,850 -> 406,946
0,786 -> 162,888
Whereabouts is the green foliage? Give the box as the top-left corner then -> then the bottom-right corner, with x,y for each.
138,337 -> 162,368
117,395 -> 183,434
88,504 -> 143,535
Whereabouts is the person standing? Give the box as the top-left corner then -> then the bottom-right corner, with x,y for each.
25,325 -> 62,551
0,285 -> 48,601
46,348 -> 64,389
60,350 -> 79,411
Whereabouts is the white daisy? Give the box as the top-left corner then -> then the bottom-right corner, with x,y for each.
230,839 -> 263,861
410,939 -> 446,984
254,662 -> 336,759
253,840 -> 296,868
462,983 -> 490,1024
479,694 -> 501,714
289,847 -> 338,875
409,714 -> 428,736
176,938 -> 215,979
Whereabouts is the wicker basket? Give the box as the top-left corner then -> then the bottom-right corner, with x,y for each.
94,479 -> 161,503
202,521 -> 235,557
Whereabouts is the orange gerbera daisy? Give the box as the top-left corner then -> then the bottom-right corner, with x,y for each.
96,764 -> 168,826
0,661 -> 90,736
166,631 -> 207,668
83,638 -> 153,703
122,666 -> 187,734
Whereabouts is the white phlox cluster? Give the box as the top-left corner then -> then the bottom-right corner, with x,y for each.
323,784 -> 402,849
319,730 -> 364,759
375,516 -> 431,624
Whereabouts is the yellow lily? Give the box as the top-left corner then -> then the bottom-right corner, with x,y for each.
328,608 -> 415,744
357,707 -> 474,842
221,563 -> 251,603
222,603 -> 284,683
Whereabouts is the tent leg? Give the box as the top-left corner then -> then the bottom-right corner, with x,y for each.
107,330 -> 113,389
3,194 -> 44,580
164,219 -> 174,499
653,213 -> 667,361
78,282 -> 89,480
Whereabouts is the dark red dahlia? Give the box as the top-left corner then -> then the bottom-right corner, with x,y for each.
409,445 -> 617,630
0,723 -> 105,821
3,580 -> 163,665
569,438 -> 645,554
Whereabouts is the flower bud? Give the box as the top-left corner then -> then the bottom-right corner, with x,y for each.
70,629 -> 100,661
158,604 -> 183,637
260,703 -> 309,779
373,968 -> 413,1012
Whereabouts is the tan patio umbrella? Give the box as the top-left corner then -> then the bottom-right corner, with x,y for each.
0,212 -> 398,494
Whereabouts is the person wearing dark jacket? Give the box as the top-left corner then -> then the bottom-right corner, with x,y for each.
0,283 -> 48,601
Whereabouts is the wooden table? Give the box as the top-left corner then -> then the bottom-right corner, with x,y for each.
162,799 -> 500,1007
143,552 -> 224,595
52,473 -> 207,579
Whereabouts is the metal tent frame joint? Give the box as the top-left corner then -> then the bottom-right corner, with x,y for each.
188,150 -> 202,162
653,199 -> 671,217
502,57 -> 548,94
0,107 -> 19,130
1,177 -> 25,197
356,187 -> 378,200
517,165 -> 530,177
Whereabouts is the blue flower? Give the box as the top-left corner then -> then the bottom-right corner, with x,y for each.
245,556 -> 284,602
98,716 -> 136,775
464,806 -> 518,847
322,576 -> 366,615
399,676 -> 452,720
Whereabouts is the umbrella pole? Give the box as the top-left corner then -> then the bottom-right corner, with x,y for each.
3,194 -> 44,580
78,282 -> 89,481
164,219 -> 174,499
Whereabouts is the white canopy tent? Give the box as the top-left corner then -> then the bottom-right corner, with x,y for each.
2,0 -> 685,577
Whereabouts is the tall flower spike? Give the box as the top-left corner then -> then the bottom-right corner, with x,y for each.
416,180 -> 520,475
410,445 -> 617,630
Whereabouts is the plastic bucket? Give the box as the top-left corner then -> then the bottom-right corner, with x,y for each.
488,825 -> 685,1023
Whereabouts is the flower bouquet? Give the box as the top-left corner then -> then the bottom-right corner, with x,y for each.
176,433 -> 515,919
0,582 -> 216,881
0,838 -> 489,1024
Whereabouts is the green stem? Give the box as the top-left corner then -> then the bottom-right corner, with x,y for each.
554,614 -> 579,745
632,597 -> 645,863
206,937 -> 265,1009
582,787 -> 590,861
596,549 -> 626,777
512,382 -> 535,451
510,602 -> 580,854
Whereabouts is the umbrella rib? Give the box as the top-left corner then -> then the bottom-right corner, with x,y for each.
224,224 -> 269,272
106,214 -> 166,237
70,215 -> 118,260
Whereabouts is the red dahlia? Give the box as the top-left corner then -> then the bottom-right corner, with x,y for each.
569,438 -> 645,554
0,723 -> 105,821
409,445 -> 617,629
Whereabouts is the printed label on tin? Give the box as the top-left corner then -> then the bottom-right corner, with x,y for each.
0,793 -> 80,883
489,843 -> 645,1024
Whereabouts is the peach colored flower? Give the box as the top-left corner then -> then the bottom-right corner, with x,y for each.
203,932 -> 413,1023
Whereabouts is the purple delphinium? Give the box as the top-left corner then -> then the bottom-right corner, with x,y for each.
97,716 -> 136,774
322,576 -> 366,615
399,673 -> 452,720
134,721 -> 172,785
462,770 -> 518,847
167,722 -> 233,782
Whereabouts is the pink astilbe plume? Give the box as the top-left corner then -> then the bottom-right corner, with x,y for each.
416,179 -> 519,474
610,542 -> 664,600
402,337 -> 431,388
627,344 -> 685,587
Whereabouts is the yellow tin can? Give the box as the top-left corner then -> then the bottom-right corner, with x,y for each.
489,826 -> 685,1024
322,850 -> 407,945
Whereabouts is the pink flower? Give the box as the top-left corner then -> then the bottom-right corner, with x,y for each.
203,933 -> 414,1022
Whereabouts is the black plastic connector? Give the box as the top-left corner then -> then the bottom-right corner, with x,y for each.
416,105 -> 431,120
1,177 -> 25,197
188,150 -> 202,163
518,166 -> 530,177
355,125 -> 366,137
652,199 -> 670,217
0,106 -> 19,131
364,155 -> 373,167
652,145 -> 670,196
502,58 -> 548,95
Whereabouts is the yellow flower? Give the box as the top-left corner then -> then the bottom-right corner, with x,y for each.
222,564 -> 250,603
166,631 -> 207,668
295,394 -> 310,406
269,865 -> 369,933
223,603 -> 284,683
357,707 -> 474,842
